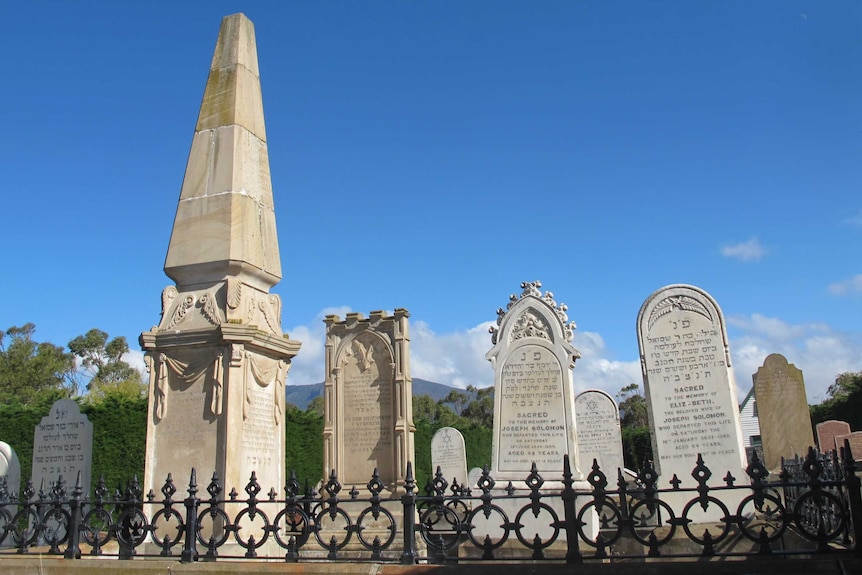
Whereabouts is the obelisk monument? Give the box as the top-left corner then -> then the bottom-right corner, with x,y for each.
140,14 -> 300,496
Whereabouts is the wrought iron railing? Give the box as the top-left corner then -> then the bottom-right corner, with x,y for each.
0,441 -> 860,563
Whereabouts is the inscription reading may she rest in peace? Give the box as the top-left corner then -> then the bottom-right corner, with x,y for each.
498,344 -> 567,471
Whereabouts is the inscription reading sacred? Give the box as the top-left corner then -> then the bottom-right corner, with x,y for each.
497,344 -> 567,471
644,315 -> 735,462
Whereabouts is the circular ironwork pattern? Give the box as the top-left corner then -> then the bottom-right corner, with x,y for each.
195,507 -> 231,549
150,508 -> 184,549
41,507 -> 71,547
792,490 -> 847,541
10,508 -> 40,547
465,504 -> 510,551
736,493 -> 787,543
81,507 -> 113,548
681,496 -> 731,544
628,499 -> 676,546
115,507 -> 149,547
273,506 -> 312,548
513,502 -> 560,550
356,506 -> 396,550
233,508 -> 271,551
578,497 -> 623,547
314,507 -> 352,550
419,504 -> 462,551
0,508 -> 11,546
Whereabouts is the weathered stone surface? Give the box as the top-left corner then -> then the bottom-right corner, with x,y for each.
323,310 -> 415,493
637,284 -> 746,519
140,14 -> 300,520
816,420 -> 851,454
575,390 -> 625,476
752,354 -> 815,471
431,427 -> 468,488
835,431 -> 862,462
31,399 -> 92,496
486,281 -> 582,482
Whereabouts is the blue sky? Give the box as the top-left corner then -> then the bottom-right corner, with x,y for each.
2,1 -> 860,403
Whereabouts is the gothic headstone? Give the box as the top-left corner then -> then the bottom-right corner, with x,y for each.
816,420 -> 851,454
637,284 -> 746,520
575,390 -> 625,476
140,14 -> 301,502
486,281 -> 582,481
31,399 -> 92,496
323,310 -> 415,493
0,442 -> 21,498
431,427 -> 468,488
752,354 -> 815,472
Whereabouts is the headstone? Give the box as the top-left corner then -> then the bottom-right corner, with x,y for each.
752,354 -> 815,472
31,399 -> 92,495
467,467 -> 483,490
637,284 -> 746,521
139,13 -> 301,507
431,427 -> 468,488
323,310 -> 415,493
0,442 -> 21,498
486,281 -> 582,481
816,420 -> 851,454
575,390 -> 625,476
835,432 -> 862,462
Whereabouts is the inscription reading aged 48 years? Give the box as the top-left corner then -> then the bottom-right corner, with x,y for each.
498,344 -> 567,471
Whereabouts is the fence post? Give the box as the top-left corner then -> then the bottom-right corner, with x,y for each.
181,468 -> 199,563
562,455 -> 583,564
400,462 -> 418,564
63,471 -> 83,559
841,440 -> 862,557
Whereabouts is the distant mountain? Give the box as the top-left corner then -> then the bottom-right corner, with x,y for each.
286,378 -> 461,410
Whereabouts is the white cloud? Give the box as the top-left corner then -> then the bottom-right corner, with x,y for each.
720,237 -> 767,262
828,274 -> 862,296
284,306 -> 353,387
727,313 -> 862,404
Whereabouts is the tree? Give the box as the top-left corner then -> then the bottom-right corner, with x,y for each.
461,385 -> 494,428
306,395 -> 325,417
810,371 -> 862,431
439,388 -> 470,415
617,383 -> 649,428
0,323 -> 76,405
616,383 -> 652,469
68,329 -> 145,400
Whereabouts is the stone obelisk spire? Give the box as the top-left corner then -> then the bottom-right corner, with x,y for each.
141,14 -> 300,507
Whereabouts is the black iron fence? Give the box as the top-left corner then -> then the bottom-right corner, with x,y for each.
1,442 -> 860,564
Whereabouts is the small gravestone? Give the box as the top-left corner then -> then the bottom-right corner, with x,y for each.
752,354 -> 815,472
575,390 -> 625,476
32,399 -> 93,495
0,442 -> 21,498
431,427 -> 468,489
467,467 -> 483,490
816,420 -> 851,454
637,284 -> 746,521
835,432 -> 862,462
323,310 -> 415,493
486,281 -> 582,481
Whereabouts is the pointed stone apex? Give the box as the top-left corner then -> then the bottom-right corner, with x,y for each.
197,13 -> 266,140
165,12 -> 281,292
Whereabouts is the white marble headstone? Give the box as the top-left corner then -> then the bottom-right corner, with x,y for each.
0,442 -> 20,498
575,390 -> 625,477
31,399 -> 93,496
637,284 -> 746,522
431,427 -> 468,489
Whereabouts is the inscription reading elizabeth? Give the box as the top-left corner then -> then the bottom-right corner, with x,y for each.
498,344 -> 567,471
644,316 -> 735,462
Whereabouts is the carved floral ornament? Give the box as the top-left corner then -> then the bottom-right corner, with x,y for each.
647,294 -> 713,331
156,284 -> 283,335
489,280 -> 576,345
